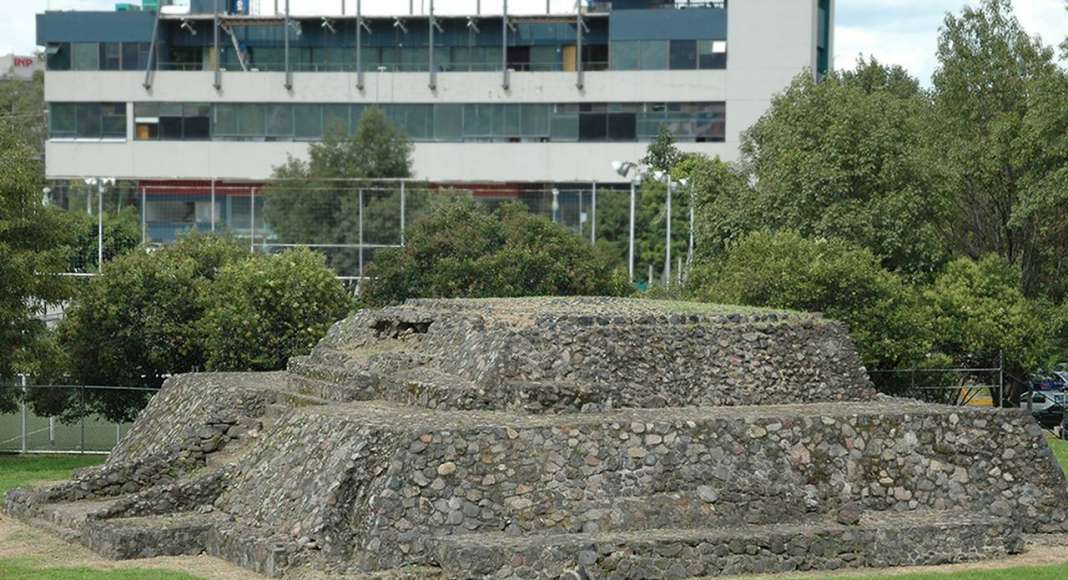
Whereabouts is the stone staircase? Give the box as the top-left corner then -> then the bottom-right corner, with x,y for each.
5,298 -> 1067,578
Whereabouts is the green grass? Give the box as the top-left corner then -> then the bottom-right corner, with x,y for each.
0,454 -> 105,502
1046,434 -> 1068,475
0,558 -> 200,579
832,563 -> 1068,579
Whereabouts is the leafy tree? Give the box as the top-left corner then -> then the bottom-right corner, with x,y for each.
0,69 -> 46,154
200,248 -> 352,372
932,0 -> 1068,298
722,58 -> 950,279
56,235 -> 248,420
0,114 -> 73,413
922,255 -> 1052,400
642,126 -> 683,174
60,206 -> 142,272
264,107 -> 423,277
688,230 -> 931,370
360,200 -> 631,307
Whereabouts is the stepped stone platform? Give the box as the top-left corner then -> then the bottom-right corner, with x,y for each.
5,298 -> 1068,578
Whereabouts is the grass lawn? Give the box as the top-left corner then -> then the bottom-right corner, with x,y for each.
830,563 -> 1068,579
0,558 -> 200,580
1046,434 -> 1068,475
0,454 -> 105,503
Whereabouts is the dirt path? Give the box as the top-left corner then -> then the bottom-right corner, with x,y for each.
0,514 -> 265,580
5,512 -> 1068,580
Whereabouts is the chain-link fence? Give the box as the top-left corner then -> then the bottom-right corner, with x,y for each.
0,376 -> 151,454
869,355 -> 1006,408
45,177 -> 693,286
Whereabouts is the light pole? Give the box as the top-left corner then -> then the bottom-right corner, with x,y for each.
681,177 -> 692,278
612,161 -> 642,283
654,170 -> 674,286
84,177 -> 116,271
551,188 -> 560,223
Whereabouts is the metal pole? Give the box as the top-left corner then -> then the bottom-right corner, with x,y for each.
80,385 -> 86,454
141,186 -> 147,244
19,375 -> 27,454
250,188 -> 256,253
356,0 -> 364,90
590,182 -> 597,246
213,0 -> 221,90
97,183 -> 104,271
400,180 -> 406,246
211,178 -> 217,232
578,189 -> 583,236
688,185 -> 694,269
664,177 -> 672,286
429,0 -> 436,90
284,0 -> 292,90
628,180 -> 636,283
999,350 -> 1005,409
358,189 -> 365,278
502,0 -> 509,89
576,2 -> 584,89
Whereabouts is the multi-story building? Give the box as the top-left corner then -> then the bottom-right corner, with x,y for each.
36,0 -> 832,261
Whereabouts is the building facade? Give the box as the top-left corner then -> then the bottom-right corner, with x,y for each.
38,0 -> 833,184
0,54 -> 44,81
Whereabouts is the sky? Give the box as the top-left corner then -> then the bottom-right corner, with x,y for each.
3,0 -> 1066,84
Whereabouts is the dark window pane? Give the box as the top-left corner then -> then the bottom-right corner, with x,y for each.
184,107 -> 211,139
122,43 -> 144,70
160,117 -> 184,139
607,113 -> 636,141
50,104 -> 77,137
101,43 -> 121,70
578,113 -> 607,141
76,103 -> 102,138
266,105 -> 293,138
101,103 -> 126,138
72,43 -> 100,70
698,40 -> 727,69
47,43 -> 71,70
670,40 -> 697,70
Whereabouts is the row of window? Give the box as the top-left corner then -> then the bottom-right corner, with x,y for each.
47,42 -> 152,72
46,39 -> 725,73
50,102 -> 726,143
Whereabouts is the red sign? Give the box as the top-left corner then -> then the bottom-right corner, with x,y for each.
13,56 -> 35,68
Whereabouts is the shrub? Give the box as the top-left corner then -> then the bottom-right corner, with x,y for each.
360,201 -> 631,307
200,248 -> 352,371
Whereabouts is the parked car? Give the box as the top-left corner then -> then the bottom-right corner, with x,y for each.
1030,371 -> 1068,392
1021,390 -> 1066,428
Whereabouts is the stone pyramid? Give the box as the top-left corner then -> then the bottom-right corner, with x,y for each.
6,298 -> 1067,578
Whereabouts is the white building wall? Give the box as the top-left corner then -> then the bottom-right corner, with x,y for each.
43,1 -> 824,183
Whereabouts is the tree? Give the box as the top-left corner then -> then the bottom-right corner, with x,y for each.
0,114 -> 73,413
723,58 -> 950,280
263,107 -> 422,277
922,255 -> 1053,400
0,69 -> 46,155
688,230 -> 931,370
932,0 -> 1068,298
61,206 -> 142,273
360,200 -> 631,307
200,248 -> 352,372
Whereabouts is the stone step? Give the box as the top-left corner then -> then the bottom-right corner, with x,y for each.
425,511 -> 1024,579
81,512 -> 217,560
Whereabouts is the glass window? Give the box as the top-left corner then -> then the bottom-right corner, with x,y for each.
463,104 -> 493,138
610,41 -> 639,71
101,103 -> 127,138
433,104 -> 462,140
213,104 -> 239,137
346,105 -> 364,135
579,111 -> 607,141
101,43 -> 121,70
49,104 -> 77,138
449,46 -> 470,71
638,40 -> 667,70
530,46 -> 560,72
403,105 -> 432,140
266,105 -> 294,138
47,43 -> 71,71
520,104 -> 550,138
184,103 -> 211,140
550,110 -> 578,142
607,113 -> 636,141
294,104 -> 323,139
237,104 -> 266,137
670,40 -> 697,70
698,40 -> 727,70
72,43 -> 100,71
134,103 -> 159,140
123,43 -> 150,71
76,103 -> 102,138
495,105 -> 521,139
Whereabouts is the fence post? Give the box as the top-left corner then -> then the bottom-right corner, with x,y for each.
211,178 -> 217,233
19,375 -> 28,454
250,187 -> 256,253
97,183 -> 104,272
140,186 -> 147,245
80,385 -> 87,454
400,180 -> 406,247
590,182 -> 597,246
358,188 -> 365,279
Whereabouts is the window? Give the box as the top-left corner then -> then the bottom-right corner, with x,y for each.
50,102 -> 125,139
136,103 -> 209,140
610,41 -> 639,71
520,104 -> 550,139
266,105 -> 293,139
434,104 -> 463,140
669,40 -> 697,70
183,104 -> 211,139
46,43 -> 71,71
213,104 -> 239,137
638,41 -> 667,70
123,43 -> 151,71
294,104 -> 323,139
607,113 -> 637,141
101,43 -> 122,70
698,40 -> 727,69
72,43 -> 100,71
237,104 -> 266,138
463,104 -> 494,139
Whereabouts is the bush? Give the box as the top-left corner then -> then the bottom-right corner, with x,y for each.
200,248 -> 352,371
360,201 -> 631,307
688,230 -> 931,369
60,206 -> 141,273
